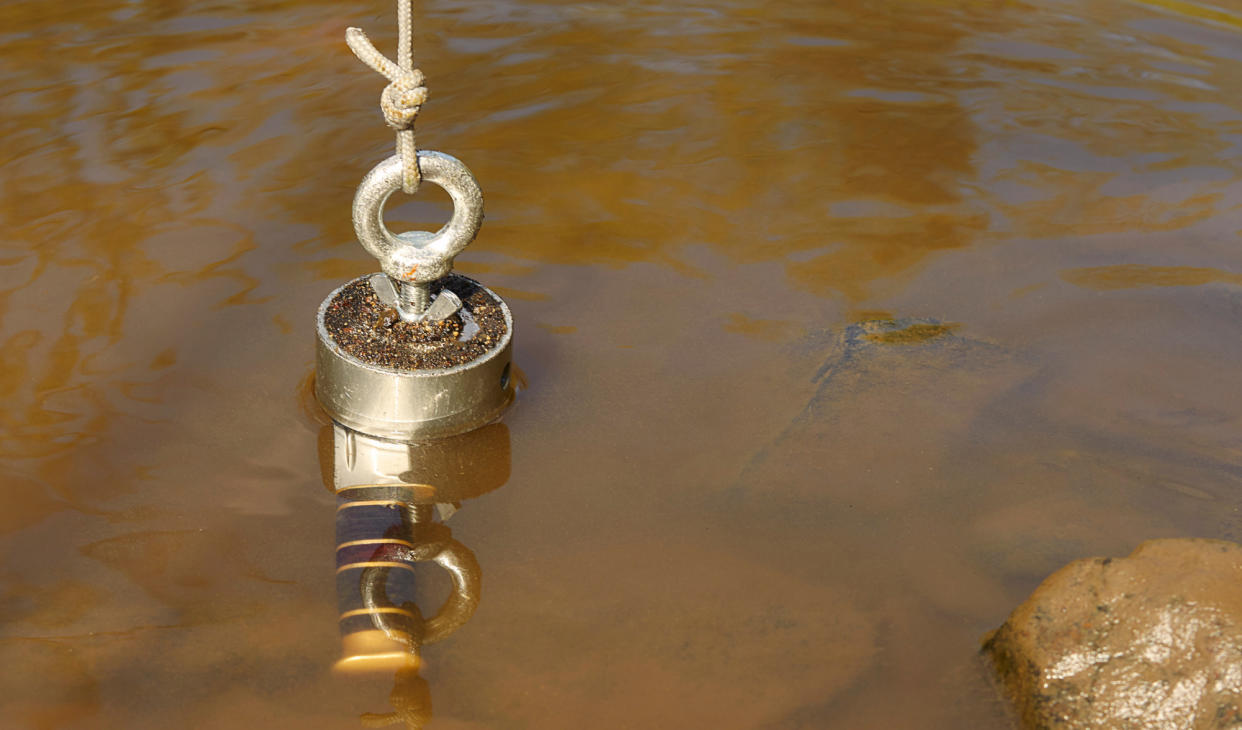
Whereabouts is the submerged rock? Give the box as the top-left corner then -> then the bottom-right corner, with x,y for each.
736,317 -> 1028,509
984,539 -> 1242,729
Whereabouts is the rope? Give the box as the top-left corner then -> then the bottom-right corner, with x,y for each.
346,1 -> 428,193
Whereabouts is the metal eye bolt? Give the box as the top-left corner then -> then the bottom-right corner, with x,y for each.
352,151 -> 483,317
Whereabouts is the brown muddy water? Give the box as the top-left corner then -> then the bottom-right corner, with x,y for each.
3,0 -> 1242,727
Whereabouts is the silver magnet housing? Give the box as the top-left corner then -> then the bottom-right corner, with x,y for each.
316,150 -> 513,441
315,274 -> 514,441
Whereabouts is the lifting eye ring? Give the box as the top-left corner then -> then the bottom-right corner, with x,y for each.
352,151 -> 484,285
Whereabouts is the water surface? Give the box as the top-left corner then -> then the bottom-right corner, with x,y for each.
3,0 -> 1242,727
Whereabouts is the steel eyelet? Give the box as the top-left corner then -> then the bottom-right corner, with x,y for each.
352,151 -> 484,285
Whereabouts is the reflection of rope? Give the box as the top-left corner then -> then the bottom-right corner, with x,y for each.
360,667 -> 432,729
356,535 -> 478,730
346,1 -> 428,193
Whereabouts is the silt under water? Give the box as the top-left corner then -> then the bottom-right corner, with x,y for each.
2,0 -> 1242,727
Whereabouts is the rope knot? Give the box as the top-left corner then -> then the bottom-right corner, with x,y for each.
380,75 -> 427,130
345,18 -> 427,193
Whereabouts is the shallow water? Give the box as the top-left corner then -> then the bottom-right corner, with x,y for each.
3,0 -> 1242,727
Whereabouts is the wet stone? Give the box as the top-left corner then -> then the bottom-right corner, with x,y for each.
983,539 -> 1242,729
324,275 -> 507,371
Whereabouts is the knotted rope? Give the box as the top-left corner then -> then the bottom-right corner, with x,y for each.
346,1 -> 428,193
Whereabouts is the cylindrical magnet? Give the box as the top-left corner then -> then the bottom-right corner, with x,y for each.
315,273 -> 514,441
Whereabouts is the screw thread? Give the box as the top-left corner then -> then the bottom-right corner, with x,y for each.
398,281 -> 430,316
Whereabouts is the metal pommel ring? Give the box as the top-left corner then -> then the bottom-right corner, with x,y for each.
352,151 -> 484,285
